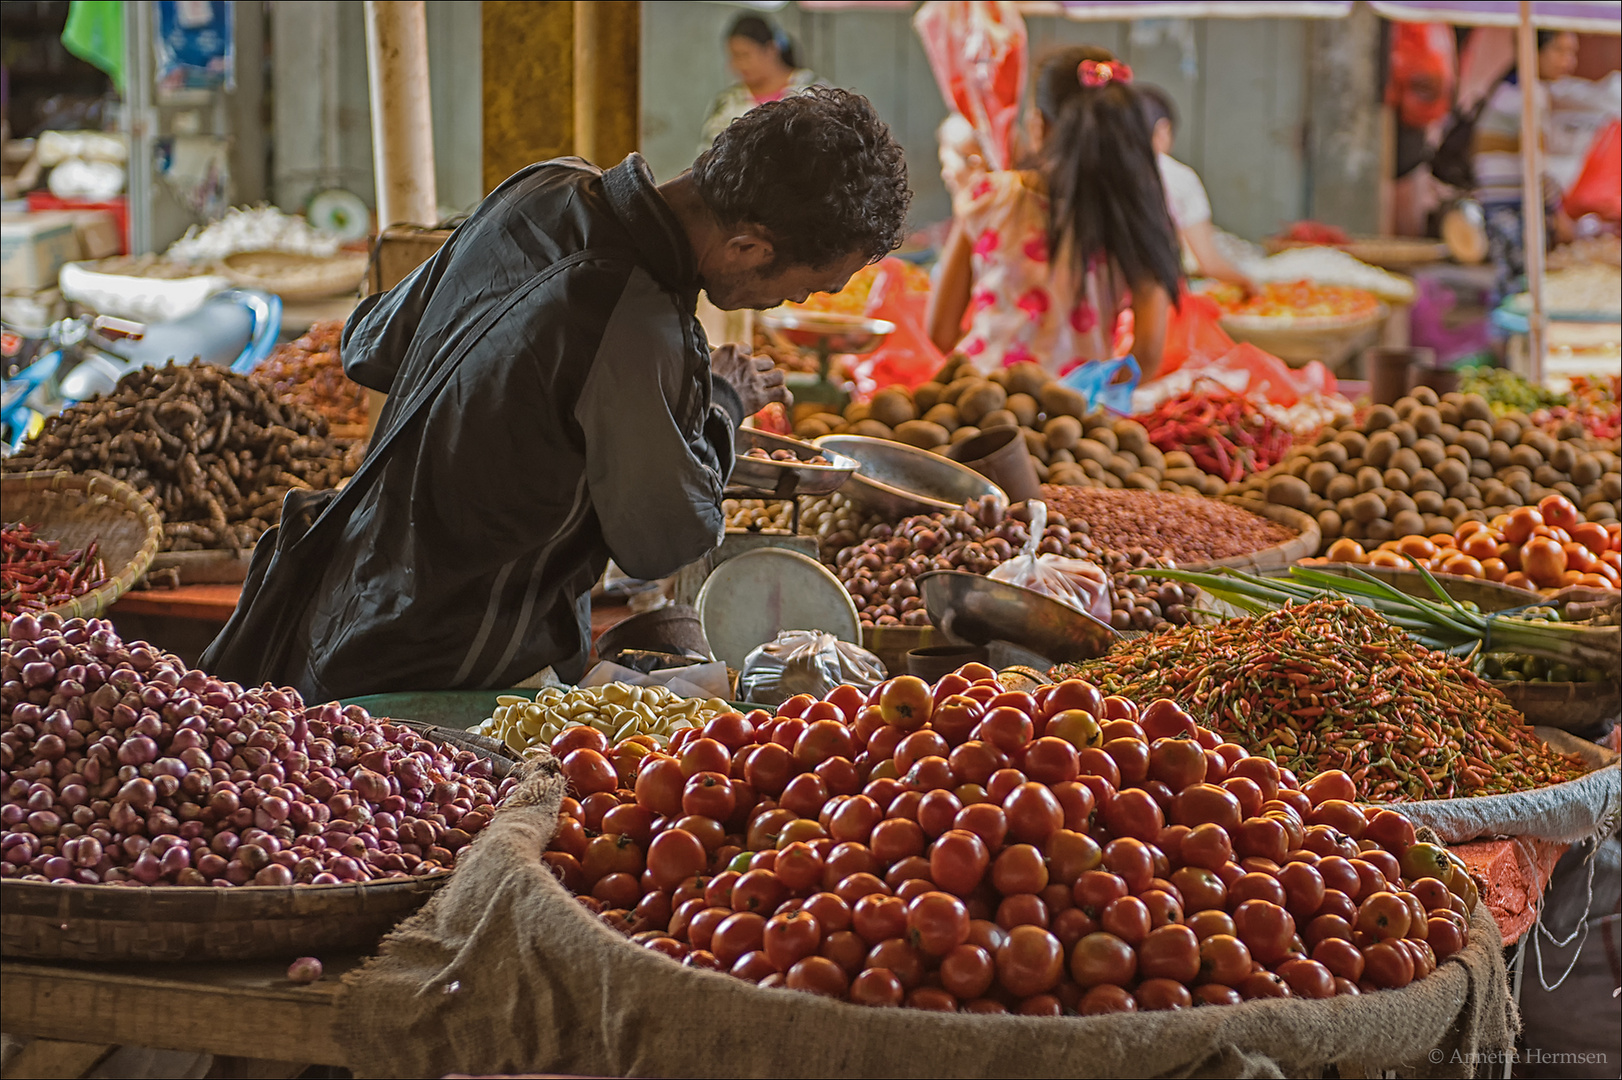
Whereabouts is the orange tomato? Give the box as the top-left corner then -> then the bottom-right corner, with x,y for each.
1497,542 -> 1521,571
1577,573 -> 1614,589
1560,570 -> 1584,587
1397,535 -> 1438,560
1520,537 -> 1568,587
1440,553 -> 1485,579
1502,507 -> 1543,546
1454,521 -> 1491,542
1326,538 -> 1367,564
1378,540 -> 1403,552
1503,571 -> 1534,591
1604,550 -> 1621,573
1367,550 -> 1407,568
1435,547 -> 1463,564
1531,525 -> 1572,545
1480,558 -> 1508,582
1429,533 -> 1457,548
1596,563 -> 1620,588
1460,532 -> 1499,562
1563,542 -> 1599,575
1570,523 -> 1610,556
1537,494 -> 1579,532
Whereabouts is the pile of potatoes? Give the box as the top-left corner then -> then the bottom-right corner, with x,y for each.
1232,386 -> 1621,547
791,358 -> 1209,494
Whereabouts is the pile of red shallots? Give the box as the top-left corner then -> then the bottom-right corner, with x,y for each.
2,612 -> 511,887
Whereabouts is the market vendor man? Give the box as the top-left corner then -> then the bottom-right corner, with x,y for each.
202,88 -> 911,700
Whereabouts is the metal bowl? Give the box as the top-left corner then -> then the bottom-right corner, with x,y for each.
759,309 -> 896,355
917,570 -> 1119,665
813,435 -> 1007,519
730,430 -> 860,499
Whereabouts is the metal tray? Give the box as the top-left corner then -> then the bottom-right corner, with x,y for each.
814,435 -> 1007,519
917,570 -> 1118,665
730,429 -> 859,499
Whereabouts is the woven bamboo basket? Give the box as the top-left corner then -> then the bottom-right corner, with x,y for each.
218,250 -> 368,302
2,471 -> 163,630
1220,305 -> 1388,367
1181,498 -> 1321,573
1491,679 -> 1620,734
0,723 -> 514,962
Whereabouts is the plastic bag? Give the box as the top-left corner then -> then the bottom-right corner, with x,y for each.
849,258 -> 946,398
1059,355 -> 1139,416
1385,23 -> 1457,131
987,502 -> 1112,621
738,631 -> 885,707
1563,119 -> 1621,223
1159,291 -> 1235,380
914,1 -> 1027,172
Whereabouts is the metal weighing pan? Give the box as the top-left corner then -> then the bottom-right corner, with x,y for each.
814,435 -> 1007,519
696,547 -> 862,671
730,429 -> 859,499
917,570 -> 1119,665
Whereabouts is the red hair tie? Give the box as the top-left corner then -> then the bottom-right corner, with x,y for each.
1078,59 -> 1132,88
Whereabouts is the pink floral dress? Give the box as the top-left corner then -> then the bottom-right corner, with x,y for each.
952,169 -> 1127,378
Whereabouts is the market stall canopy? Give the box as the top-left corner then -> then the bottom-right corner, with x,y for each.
1022,1 -> 1353,18
1367,0 -> 1622,30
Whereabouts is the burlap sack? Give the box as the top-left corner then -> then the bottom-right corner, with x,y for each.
1398,730 -> 1620,845
337,758 -> 1515,1079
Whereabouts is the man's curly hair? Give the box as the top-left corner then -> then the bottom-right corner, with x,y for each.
692,87 -> 911,269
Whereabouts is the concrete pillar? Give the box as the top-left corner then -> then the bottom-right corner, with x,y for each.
364,0 -> 439,228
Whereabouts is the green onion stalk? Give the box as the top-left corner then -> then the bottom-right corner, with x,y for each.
1152,559 -> 1620,671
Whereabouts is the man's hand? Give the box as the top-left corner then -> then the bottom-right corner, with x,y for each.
710,344 -> 791,418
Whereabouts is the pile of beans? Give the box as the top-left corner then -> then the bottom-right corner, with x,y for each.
833,499 -> 1195,632
1038,486 -> 1296,565
2,613 -> 509,886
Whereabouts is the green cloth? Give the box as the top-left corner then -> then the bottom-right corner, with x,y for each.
61,1 -> 125,94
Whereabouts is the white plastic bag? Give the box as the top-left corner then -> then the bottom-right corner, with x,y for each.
738,631 -> 885,707
988,501 -> 1112,621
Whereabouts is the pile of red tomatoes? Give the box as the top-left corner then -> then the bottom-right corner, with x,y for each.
542,667 -> 1475,1014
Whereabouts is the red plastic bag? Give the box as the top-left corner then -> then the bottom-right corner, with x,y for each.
913,1 -> 1027,171
1159,291 -> 1235,380
1564,119 -> 1621,222
849,258 -> 946,398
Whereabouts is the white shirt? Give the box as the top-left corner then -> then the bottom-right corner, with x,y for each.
1158,153 -> 1212,230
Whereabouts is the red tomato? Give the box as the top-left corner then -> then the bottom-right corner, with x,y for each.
561,748 -> 618,797
1080,984 -> 1139,1014
1003,782 -> 1065,844
1101,838 -> 1155,893
1073,869 -> 1129,918
802,892 -> 852,933
863,937 -> 925,988
848,966 -> 905,1006
952,802 -> 1009,853
794,719 -> 856,769
1022,737 -> 1081,784
1101,787 -> 1165,844
1045,679 -> 1105,719
991,843 -> 1049,895
1197,932 -> 1252,987
995,925 -> 1064,997
869,818 -> 926,864
948,740 -> 1007,786
785,954 -> 848,997
763,909 -> 823,971
916,789 -> 963,837
1187,909 -> 1236,941
1355,891 -> 1412,941
893,730 -> 951,774
1311,937 -> 1364,982
645,829 -> 707,890
1240,970 -> 1293,1000
1180,822 -> 1235,871
1050,781 -> 1097,832
852,893 -> 908,945
939,943 -> 995,999
832,872 -> 889,907
1044,828 -> 1103,885
1233,899 -> 1296,965
1148,737 -> 1207,790
1170,866 -> 1227,914
1362,939 -> 1414,988
1138,924 -> 1200,983
828,794 -> 883,844
975,707 -> 1035,754
819,929 -> 868,975
1070,930 -> 1138,988
1169,783 -> 1243,832
906,890 -> 971,955
774,842 -> 824,893
905,987 -> 959,1012
1099,896 -> 1150,945
743,743 -> 794,797
711,912 -> 767,967
1538,493 -> 1579,532
929,829 -> 991,896
1102,737 -> 1151,786
1277,861 -> 1328,922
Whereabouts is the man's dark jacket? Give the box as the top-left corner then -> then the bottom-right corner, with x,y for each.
264,155 -> 740,700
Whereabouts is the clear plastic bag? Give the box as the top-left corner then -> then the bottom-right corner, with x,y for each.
988,501 -> 1112,621
738,631 -> 886,707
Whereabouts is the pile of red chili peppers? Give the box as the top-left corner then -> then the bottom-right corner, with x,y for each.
1137,388 -> 1293,484
2,522 -> 107,619
1058,599 -> 1588,802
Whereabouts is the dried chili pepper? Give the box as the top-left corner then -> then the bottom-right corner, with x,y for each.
2,522 -> 109,619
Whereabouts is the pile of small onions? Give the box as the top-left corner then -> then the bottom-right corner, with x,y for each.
2,612 -> 512,887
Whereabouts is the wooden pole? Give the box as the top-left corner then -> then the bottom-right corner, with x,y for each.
364,1 -> 439,229
573,1 -> 641,169
1516,2 -> 1547,383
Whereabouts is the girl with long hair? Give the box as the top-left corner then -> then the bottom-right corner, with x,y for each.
928,47 -> 1183,379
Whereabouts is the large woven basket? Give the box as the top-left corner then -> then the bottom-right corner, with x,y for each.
1220,304 -> 1388,367
1492,679 -> 1620,734
0,723 -> 515,962
2,470 -> 163,630
1182,498 -> 1321,573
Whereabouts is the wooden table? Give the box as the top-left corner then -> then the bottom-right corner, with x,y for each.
110,584 -> 243,623
0,955 -> 352,1077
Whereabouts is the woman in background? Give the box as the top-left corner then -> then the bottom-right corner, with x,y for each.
1137,84 -> 1254,290
699,15 -> 819,154
927,47 -> 1182,380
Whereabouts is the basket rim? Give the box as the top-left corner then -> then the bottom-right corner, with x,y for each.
2,469 -> 164,630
